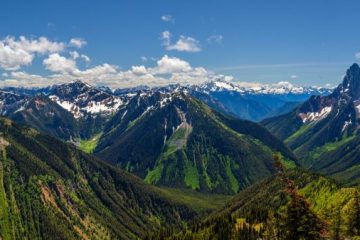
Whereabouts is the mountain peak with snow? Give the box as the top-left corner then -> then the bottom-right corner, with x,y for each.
196,79 -> 332,95
48,80 -> 125,119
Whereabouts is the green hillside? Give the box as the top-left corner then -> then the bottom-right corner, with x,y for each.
0,118 -> 204,240
95,92 -> 297,194
150,167 -> 360,239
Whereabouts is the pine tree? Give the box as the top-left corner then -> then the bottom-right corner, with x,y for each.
263,210 -> 280,240
331,205 -> 342,240
348,188 -> 360,236
281,190 -> 324,240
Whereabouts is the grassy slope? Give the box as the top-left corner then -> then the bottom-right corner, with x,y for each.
158,187 -> 232,212
78,133 -> 102,154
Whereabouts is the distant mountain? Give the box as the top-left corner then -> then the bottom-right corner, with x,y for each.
0,90 -> 27,115
0,118 -> 197,239
262,63 -> 360,185
94,90 -> 297,194
0,81 -> 128,141
48,80 -> 124,119
191,79 -> 332,121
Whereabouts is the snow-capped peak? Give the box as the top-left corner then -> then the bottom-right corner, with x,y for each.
48,80 -> 125,119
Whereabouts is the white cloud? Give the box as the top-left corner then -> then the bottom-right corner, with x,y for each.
161,15 -> 174,23
5,36 -> 65,54
355,52 -> 360,59
2,54 -> 233,88
69,51 -> 80,59
161,31 -> 171,46
153,55 -> 192,74
0,36 -> 65,70
161,31 -> 201,52
81,54 -> 90,62
0,36 -> 231,88
207,35 -> 223,44
131,65 -> 148,75
0,42 -> 33,70
69,38 -> 87,48
290,74 -> 298,79
140,56 -> 148,62
70,51 -> 90,62
43,53 -> 77,73
3,71 -> 55,88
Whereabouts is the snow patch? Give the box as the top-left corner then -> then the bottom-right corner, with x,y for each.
49,95 -> 123,118
353,100 -> 360,119
299,106 -> 332,123
159,95 -> 172,108
342,120 -> 352,133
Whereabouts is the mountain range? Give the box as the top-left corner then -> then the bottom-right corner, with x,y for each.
262,63 -> 360,186
94,90 -> 296,194
0,79 -> 306,194
0,64 -> 359,239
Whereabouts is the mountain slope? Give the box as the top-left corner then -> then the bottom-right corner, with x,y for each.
95,91 -> 296,194
152,169 -> 359,239
262,63 -> 360,185
8,94 -> 83,140
0,118 -> 197,240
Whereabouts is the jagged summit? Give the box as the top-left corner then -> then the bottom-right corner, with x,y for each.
48,80 -> 124,119
334,63 -> 360,99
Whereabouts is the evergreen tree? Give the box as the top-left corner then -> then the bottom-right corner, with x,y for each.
331,205 -> 342,240
281,190 -> 324,240
348,189 -> 360,236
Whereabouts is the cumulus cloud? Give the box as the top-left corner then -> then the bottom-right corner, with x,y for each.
153,55 -> 192,74
6,36 -> 65,54
0,36 -> 65,70
0,42 -> 33,70
355,52 -> 360,59
130,65 -> 148,75
0,35 -> 232,88
207,34 -> 223,44
69,38 -> 87,48
161,15 -> 174,23
290,74 -> 298,79
161,31 -> 201,52
3,71 -> 55,88
69,51 -> 90,62
2,54 -> 233,88
43,53 -> 77,73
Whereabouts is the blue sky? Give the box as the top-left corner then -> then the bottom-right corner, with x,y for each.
0,0 -> 360,88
